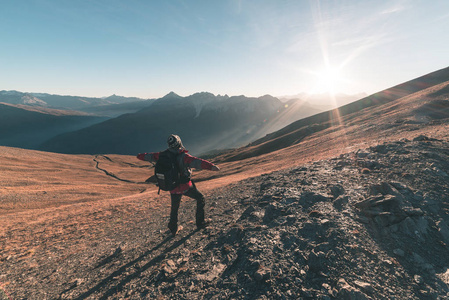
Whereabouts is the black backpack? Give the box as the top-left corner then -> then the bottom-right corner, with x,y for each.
154,150 -> 181,192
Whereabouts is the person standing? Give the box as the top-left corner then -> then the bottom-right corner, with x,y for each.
137,134 -> 220,235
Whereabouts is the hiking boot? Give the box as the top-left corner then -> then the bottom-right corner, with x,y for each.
168,225 -> 183,236
168,223 -> 179,236
197,218 -> 212,229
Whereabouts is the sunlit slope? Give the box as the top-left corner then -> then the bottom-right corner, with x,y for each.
190,68 -> 449,190
218,66 -> 449,162
0,147 -> 149,214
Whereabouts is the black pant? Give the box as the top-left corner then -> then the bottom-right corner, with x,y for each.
168,183 -> 205,233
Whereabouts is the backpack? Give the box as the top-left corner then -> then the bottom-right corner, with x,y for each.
154,150 -> 181,192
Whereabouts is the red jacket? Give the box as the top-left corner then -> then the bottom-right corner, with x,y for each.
137,149 -> 216,194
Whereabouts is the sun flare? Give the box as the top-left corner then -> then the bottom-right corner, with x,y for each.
311,66 -> 343,94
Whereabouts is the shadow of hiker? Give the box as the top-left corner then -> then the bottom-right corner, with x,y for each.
74,230 -> 198,300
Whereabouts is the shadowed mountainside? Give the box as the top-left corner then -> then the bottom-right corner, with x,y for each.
78,99 -> 156,117
39,93 -> 324,155
0,103 -> 107,149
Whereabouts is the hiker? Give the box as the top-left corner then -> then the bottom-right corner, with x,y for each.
137,134 -> 220,235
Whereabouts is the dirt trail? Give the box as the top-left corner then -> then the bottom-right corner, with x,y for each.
93,155 -> 150,184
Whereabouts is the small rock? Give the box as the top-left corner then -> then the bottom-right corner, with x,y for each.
335,160 -> 349,169
68,278 -> 84,287
389,181 -> 409,191
353,280 -> 374,294
309,210 -> 323,218
166,259 -> 176,268
367,182 -> 397,196
357,150 -> 370,158
163,259 -> 177,275
263,203 -> 282,223
333,195 -> 349,210
253,269 -> 266,281
413,135 -> 429,141
404,208 -> 424,216
337,278 -> 370,300
393,249 -> 405,257
329,184 -> 345,198
361,168 -> 370,174
437,269 -> 449,285
163,265 -> 173,275
320,219 -> 330,225
181,248 -> 190,258
196,263 -> 226,282
398,216 -> 429,239
383,259 -> 393,266
372,144 -> 388,154
414,275 -> 423,284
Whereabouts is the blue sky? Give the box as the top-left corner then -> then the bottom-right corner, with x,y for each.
1,0 -> 448,99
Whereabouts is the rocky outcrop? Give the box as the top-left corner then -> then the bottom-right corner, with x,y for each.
122,137 -> 449,299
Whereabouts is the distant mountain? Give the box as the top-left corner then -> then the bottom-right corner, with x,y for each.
259,98 -> 324,135
40,92 -> 322,155
0,90 -> 149,111
279,92 -> 367,110
0,103 -> 107,149
79,99 -> 156,117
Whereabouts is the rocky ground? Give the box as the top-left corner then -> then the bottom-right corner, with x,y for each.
2,135 -> 449,299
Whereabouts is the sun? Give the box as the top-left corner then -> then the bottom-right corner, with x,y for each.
311,66 -> 343,94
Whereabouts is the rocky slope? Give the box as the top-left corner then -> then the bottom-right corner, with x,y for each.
2,135 -> 449,299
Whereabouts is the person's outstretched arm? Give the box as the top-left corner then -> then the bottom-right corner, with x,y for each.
183,153 -> 220,171
136,152 -> 160,163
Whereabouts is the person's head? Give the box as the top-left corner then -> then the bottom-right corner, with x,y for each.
167,134 -> 184,150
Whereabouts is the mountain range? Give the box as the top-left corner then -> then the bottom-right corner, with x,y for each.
2,66 -> 448,157
0,90 -> 147,110
39,92 -> 328,155
0,90 -> 327,154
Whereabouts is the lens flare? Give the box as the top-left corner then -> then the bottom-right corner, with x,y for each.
312,66 -> 342,94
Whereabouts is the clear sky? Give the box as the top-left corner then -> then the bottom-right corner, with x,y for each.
1,0 -> 448,99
